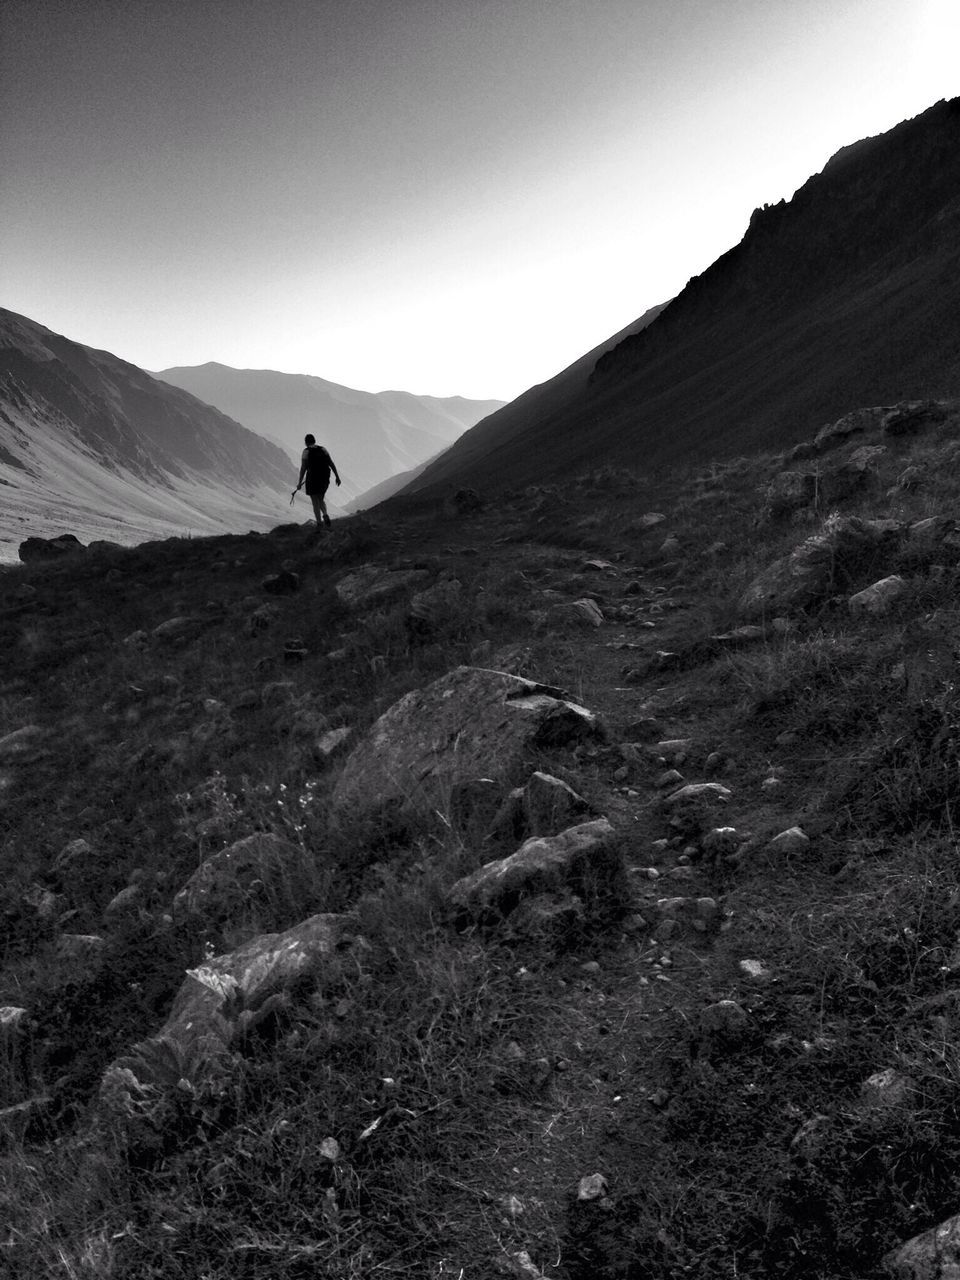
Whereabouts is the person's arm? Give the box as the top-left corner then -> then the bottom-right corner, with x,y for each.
296,449 -> 308,489
328,451 -> 341,486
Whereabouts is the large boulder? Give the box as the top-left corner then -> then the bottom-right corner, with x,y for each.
18,534 -> 85,563
740,516 -> 904,617
102,913 -> 351,1098
884,1212 -> 960,1278
447,818 -> 618,918
171,833 -> 316,934
332,667 -> 603,824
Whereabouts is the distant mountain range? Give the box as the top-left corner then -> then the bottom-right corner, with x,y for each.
154,363 -> 505,508
403,96 -> 960,497
0,310 -> 295,560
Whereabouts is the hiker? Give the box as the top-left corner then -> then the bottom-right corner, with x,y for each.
294,434 -> 341,528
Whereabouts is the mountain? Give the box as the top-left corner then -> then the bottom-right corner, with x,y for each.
402,97 -> 960,497
154,363 -> 505,507
0,310 -> 294,561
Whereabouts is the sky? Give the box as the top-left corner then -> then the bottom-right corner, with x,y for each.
1,0 -> 958,402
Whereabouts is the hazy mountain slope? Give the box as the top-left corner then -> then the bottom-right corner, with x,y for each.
404,97 -> 960,496
154,363 -> 504,505
0,310 -> 294,561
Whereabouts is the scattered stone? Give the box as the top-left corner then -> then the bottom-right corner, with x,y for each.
122,629 -> 149,648
583,559 -> 617,572
335,565 -> 430,607
56,934 -> 106,963
813,407 -> 879,451
761,776 -> 783,792
740,515 -> 904,617
152,616 -> 203,644
695,1000 -> 749,1056
262,571 -> 300,595
884,1212 -> 960,1279
102,913 -> 351,1099
848,575 -> 908,616
655,770 -> 684,790
18,534 -> 85,563
447,818 -> 619,919
247,604 -> 281,634
701,827 -> 741,863
53,834 -> 95,875
0,725 -> 44,765
553,598 -> 604,628
775,730 -> 799,746
860,1067 -> 915,1111
261,681 -> 297,706
333,667 -> 603,824
767,826 -> 811,856
502,771 -> 594,840
577,1172 -> 608,1202
104,884 -> 142,917
319,1137 -> 342,1161
739,959 -> 772,982
636,512 -> 666,530
660,782 -> 731,807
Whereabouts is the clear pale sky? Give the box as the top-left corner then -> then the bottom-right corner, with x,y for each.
1,0 -> 957,401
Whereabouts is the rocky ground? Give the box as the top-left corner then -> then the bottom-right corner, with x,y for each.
4,399 -> 960,1278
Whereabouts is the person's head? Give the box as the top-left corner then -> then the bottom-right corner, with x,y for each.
304,433 -> 316,445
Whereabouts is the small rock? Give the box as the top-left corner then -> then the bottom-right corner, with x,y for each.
262,571 -> 300,596
848,575 -> 908,617
661,782 -> 732,807
577,1172 -> 609,1202
739,959 -> 771,982
56,934 -> 106,962
655,769 -> 684,789
104,884 -> 142,917
860,1067 -> 914,1110
761,776 -> 783,792
767,826 -> 811,856
553,598 -> 604,628
315,726 -> 352,762
319,1137 -> 341,1161
0,725 -> 44,765
580,960 -> 601,974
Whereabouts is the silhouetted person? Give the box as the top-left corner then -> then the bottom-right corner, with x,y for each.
295,434 -> 341,528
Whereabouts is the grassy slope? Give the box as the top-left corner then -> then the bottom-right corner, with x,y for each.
5,405 -> 960,1276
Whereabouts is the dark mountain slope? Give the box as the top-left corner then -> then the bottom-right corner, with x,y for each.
404,97 -> 960,496
398,302 -> 668,497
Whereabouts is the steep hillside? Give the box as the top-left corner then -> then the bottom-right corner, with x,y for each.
8,397 -> 960,1278
405,96 -> 960,496
155,362 -> 504,506
0,310 -> 294,560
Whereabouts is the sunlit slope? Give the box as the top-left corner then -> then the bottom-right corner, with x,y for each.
403,97 -> 960,496
0,310 -> 294,560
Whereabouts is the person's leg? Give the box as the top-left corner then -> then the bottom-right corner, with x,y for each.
310,493 -> 324,525
318,483 -> 331,527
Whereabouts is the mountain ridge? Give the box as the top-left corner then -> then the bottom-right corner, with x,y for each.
402,96 -> 960,498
